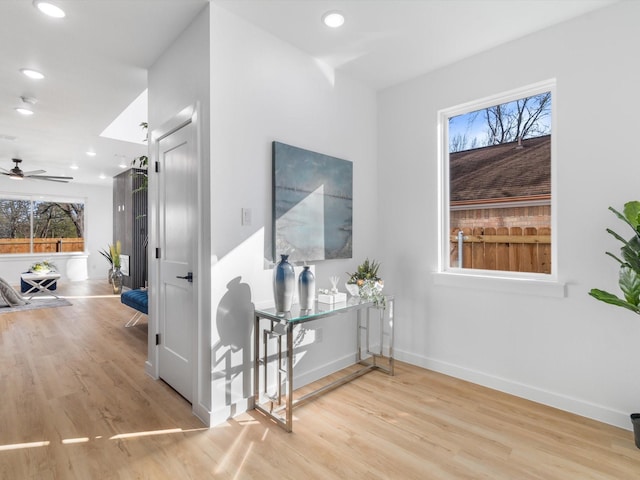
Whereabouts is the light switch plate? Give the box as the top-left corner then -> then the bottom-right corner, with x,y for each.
242,208 -> 252,226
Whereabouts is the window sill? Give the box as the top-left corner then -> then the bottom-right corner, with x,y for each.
0,252 -> 88,260
432,270 -> 566,298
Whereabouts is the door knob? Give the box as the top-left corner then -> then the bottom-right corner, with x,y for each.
176,272 -> 193,283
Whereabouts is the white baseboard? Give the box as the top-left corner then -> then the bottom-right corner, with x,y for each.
293,353 -> 355,389
192,401 -> 212,427
395,349 -> 633,431
209,398 -> 252,428
144,360 -> 157,379
206,354 -> 358,428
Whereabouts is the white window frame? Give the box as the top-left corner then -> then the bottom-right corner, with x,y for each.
435,79 -> 565,297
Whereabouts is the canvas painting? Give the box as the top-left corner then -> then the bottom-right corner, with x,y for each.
273,141 -> 353,263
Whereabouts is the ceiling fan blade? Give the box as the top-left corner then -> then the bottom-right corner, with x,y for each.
23,170 -> 46,176
28,175 -> 73,183
0,167 -> 10,174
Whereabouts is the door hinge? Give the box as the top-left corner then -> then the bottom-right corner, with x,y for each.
155,247 -> 161,258
155,161 -> 160,173
156,333 -> 161,345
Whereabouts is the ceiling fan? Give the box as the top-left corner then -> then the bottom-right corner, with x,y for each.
1,158 -> 73,183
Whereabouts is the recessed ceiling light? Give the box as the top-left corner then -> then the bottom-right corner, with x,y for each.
15,97 -> 36,115
15,107 -> 34,116
119,162 -> 128,169
99,174 -> 106,180
20,68 -> 45,80
70,164 -> 79,170
322,11 -> 345,28
16,96 -> 37,115
86,151 -> 96,157
33,0 -> 66,18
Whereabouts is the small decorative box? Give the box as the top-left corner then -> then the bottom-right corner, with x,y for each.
317,292 -> 347,304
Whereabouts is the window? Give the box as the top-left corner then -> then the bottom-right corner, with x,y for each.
0,195 -> 85,255
439,80 -> 556,278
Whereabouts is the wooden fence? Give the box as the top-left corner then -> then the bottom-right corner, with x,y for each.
450,226 -> 551,274
0,238 -> 84,254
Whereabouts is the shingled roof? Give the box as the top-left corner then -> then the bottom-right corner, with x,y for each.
450,134 -> 550,204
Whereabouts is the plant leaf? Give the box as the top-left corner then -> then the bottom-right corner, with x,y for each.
619,266 -> 640,306
606,228 -> 630,246
609,206 -> 637,234
588,288 -> 640,314
623,201 -> 640,231
622,235 -> 640,273
605,251 -> 625,265
606,227 -> 640,273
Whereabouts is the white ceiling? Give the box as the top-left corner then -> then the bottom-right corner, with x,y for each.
0,0 -> 617,186
215,0 -> 617,90
0,0 -> 208,186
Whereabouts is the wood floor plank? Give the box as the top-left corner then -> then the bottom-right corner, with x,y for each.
1,280 -> 640,479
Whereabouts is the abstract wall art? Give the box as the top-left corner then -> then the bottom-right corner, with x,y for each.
272,141 -> 353,263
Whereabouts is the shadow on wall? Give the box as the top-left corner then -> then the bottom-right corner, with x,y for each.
213,276 -> 252,416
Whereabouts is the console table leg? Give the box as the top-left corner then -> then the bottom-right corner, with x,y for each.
388,298 -> 395,375
286,322 -> 294,432
356,309 -> 363,363
277,328 -> 283,405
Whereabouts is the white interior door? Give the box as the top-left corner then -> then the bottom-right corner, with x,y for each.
157,120 -> 196,402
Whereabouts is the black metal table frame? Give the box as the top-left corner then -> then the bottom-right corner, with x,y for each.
253,296 -> 394,432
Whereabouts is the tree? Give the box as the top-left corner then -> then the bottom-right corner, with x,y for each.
448,91 -> 551,153
449,110 -> 482,153
484,92 -> 551,145
57,203 -> 84,237
33,202 -> 84,238
450,133 -> 479,153
0,200 -> 31,238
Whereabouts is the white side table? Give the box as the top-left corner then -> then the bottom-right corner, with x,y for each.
20,272 -> 61,300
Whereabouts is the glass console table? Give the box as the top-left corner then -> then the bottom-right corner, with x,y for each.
253,296 -> 394,432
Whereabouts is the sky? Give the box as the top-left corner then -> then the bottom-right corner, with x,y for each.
449,92 -> 552,152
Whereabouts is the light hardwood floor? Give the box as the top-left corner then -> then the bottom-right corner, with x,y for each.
1,280 -> 639,479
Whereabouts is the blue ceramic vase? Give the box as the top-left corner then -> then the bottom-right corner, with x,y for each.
298,266 -> 315,310
273,254 -> 295,312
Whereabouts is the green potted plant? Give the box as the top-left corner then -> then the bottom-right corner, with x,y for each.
589,200 -> 640,448
131,122 -> 148,193
589,201 -> 640,314
99,247 -> 114,283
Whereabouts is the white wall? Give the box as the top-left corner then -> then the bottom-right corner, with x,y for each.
0,178 -> 112,283
209,5 -> 378,426
378,1 -> 640,430
147,4 -> 211,422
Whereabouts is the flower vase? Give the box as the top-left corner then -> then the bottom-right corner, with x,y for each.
273,254 -> 295,313
298,266 -> 315,310
111,267 -> 123,294
108,267 -> 113,284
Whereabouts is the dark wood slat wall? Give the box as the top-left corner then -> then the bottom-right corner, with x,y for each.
113,168 -> 147,289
